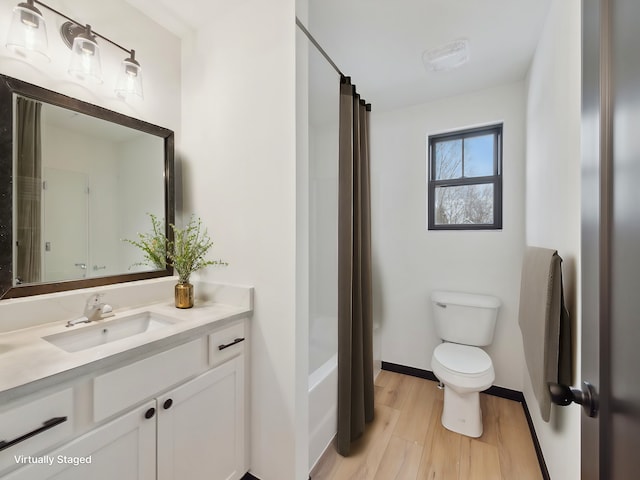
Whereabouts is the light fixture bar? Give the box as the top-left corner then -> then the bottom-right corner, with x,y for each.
32,0 -> 131,56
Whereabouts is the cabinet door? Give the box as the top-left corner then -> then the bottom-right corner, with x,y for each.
4,401 -> 156,480
157,356 -> 245,480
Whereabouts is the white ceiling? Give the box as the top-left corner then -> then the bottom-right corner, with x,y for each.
124,0 -> 232,37
125,0 -> 552,112
308,0 -> 552,111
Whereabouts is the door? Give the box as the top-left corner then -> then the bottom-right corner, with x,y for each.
582,0 -> 640,478
4,401 -> 156,480
157,357 -> 245,480
42,167 -> 88,282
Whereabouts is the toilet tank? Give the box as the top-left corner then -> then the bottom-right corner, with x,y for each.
431,291 -> 501,346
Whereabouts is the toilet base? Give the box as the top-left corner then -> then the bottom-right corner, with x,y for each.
441,386 -> 483,438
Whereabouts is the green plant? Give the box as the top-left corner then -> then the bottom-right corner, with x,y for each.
125,214 -> 227,283
124,213 -> 168,271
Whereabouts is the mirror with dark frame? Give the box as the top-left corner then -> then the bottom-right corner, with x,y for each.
0,74 -> 175,299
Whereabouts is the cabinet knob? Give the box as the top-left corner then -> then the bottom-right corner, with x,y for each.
163,399 -> 173,410
144,407 -> 156,419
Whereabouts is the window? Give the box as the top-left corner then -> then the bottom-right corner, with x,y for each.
427,124 -> 503,230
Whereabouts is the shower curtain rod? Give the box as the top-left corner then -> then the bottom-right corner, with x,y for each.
296,17 -> 343,77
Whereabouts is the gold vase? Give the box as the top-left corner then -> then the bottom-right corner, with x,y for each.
175,282 -> 194,309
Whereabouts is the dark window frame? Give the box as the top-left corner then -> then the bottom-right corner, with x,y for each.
427,124 -> 503,231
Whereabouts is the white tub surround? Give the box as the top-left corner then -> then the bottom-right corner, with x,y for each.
308,352 -> 338,471
308,314 -> 338,471
0,282 -> 252,479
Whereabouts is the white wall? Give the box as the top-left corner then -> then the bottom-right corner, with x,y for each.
117,135 -> 165,273
296,23 -> 312,478
308,59 -> 339,355
41,123 -> 119,278
371,82 -> 526,390
180,1 -> 302,479
39,117 -> 165,278
524,0 -> 581,478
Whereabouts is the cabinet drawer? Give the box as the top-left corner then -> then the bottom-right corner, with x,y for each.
3,400 -> 156,480
0,388 -> 73,473
93,338 -> 206,422
208,322 -> 246,367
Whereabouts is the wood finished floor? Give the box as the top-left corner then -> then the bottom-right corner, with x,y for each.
310,370 -> 543,480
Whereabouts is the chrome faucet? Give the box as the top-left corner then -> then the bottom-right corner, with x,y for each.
66,294 -> 113,327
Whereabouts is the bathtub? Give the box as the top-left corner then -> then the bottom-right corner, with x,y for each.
308,346 -> 338,471
307,317 -> 379,471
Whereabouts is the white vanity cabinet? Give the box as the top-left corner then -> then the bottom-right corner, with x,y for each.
0,317 -> 248,480
157,354 -> 245,480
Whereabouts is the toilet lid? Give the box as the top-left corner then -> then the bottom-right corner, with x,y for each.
433,343 -> 492,375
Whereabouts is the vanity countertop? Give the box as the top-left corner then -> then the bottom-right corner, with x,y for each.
0,298 -> 252,404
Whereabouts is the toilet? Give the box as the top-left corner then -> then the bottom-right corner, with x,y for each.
430,291 -> 501,438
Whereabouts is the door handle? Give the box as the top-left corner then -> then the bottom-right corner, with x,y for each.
74,263 -> 87,270
548,381 -> 599,418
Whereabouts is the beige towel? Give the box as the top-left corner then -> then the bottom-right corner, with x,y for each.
518,246 -> 572,422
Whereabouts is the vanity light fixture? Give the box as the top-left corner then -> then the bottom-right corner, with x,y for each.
115,50 -> 143,99
5,0 -> 144,99
63,23 -> 103,84
5,0 -> 49,62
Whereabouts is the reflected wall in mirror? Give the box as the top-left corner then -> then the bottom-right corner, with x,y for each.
0,75 -> 175,299
16,98 -> 164,284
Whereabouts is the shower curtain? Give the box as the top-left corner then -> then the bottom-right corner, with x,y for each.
336,75 -> 374,456
16,96 -> 43,284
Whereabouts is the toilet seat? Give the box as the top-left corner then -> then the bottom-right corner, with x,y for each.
432,343 -> 494,391
433,343 -> 492,376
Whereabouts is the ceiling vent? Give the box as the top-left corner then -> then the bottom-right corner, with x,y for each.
422,38 -> 470,72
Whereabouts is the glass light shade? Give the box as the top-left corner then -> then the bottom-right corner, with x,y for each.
68,31 -> 103,84
115,55 -> 143,99
5,2 -> 49,62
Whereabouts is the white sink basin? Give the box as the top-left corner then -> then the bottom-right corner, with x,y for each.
43,311 -> 177,353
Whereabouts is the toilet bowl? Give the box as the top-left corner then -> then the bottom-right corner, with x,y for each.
430,291 -> 501,438
432,342 -> 495,437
